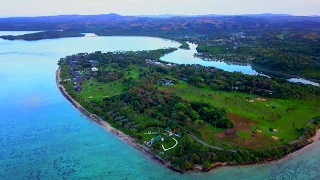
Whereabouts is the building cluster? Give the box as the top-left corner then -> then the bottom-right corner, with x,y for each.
146,127 -> 182,147
145,59 -> 174,67
64,57 -> 100,92
108,111 -> 140,130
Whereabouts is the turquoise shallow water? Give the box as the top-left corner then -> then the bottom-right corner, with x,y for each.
0,34 -> 319,180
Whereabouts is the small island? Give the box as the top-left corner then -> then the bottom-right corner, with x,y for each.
0,31 -> 85,41
57,49 -> 320,173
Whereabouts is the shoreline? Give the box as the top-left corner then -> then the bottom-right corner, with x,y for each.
195,54 -> 320,85
55,68 -> 173,171
56,67 -> 319,174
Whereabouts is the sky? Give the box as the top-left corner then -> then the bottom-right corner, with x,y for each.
1,0 -> 320,17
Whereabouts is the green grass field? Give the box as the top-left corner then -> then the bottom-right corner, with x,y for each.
78,79 -> 124,102
78,64 -> 142,102
277,35 -> 284,40
161,81 -> 320,146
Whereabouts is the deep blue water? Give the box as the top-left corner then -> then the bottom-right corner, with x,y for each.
0,33 -> 319,180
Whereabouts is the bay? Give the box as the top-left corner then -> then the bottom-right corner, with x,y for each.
0,33 -> 319,180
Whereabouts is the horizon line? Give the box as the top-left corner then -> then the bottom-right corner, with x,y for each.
0,13 -> 319,18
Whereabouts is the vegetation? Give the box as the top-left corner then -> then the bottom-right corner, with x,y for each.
0,31 -> 84,40
1,14 -> 320,80
59,49 -> 320,172
192,30 -> 320,80
179,42 -> 190,50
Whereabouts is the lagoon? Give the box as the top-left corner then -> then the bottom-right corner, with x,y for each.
0,33 -> 319,179
161,43 -> 260,75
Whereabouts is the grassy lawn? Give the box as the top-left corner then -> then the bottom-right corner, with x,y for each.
141,128 -> 163,141
125,65 -> 141,79
161,82 -> 320,145
237,130 -> 251,139
277,35 -> 284,40
78,79 -> 124,102
78,64 -> 144,102
162,137 -> 178,149
141,128 -> 179,151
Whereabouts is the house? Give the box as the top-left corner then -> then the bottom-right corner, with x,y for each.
69,68 -> 80,77
69,60 -> 79,65
179,77 -> 188,81
165,127 -> 173,136
74,76 -> 83,85
114,116 -> 126,121
131,124 -> 140,129
124,122 -> 134,127
91,67 -> 99,72
73,85 -> 81,91
154,62 -> 163,66
165,127 -> 172,132
76,53 -> 88,58
63,78 -> 72,82
147,135 -> 163,147
151,135 -> 162,142
175,132 -> 182,138
70,60 -> 79,68
89,60 -> 99,67
162,78 -> 174,86
120,119 -> 129,123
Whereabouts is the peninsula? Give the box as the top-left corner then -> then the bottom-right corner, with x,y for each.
57,49 -> 320,173
0,31 -> 85,41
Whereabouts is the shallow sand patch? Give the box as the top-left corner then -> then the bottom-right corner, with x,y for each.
272,136 -> 279,140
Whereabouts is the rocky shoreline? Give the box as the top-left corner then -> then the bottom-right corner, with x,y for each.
56,67 -> 319,174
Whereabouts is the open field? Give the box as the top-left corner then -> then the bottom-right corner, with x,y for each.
161,81 -> 320,146
77,64 -> 142,102
79,79 -> 124,102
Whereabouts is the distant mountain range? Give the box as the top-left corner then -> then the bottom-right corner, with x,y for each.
138,13 -> 294,18
0,13 -> 315,19
0,13 -> 319,35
